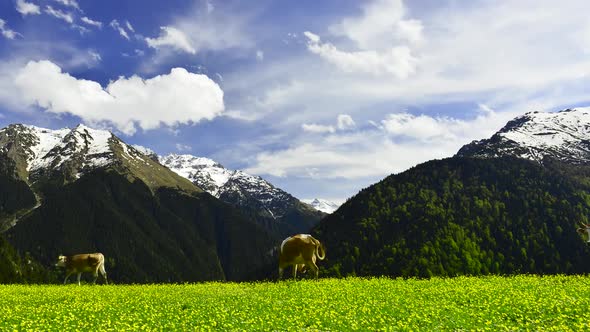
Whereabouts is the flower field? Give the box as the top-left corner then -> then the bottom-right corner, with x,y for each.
1,275 -> 590,331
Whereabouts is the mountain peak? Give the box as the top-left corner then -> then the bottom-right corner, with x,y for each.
304,198 -> 341,214
457,107 -> 590,164
0,123 -> 198,193
160,153 -> 326,229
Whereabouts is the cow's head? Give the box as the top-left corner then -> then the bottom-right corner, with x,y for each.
55,255 -> 67,267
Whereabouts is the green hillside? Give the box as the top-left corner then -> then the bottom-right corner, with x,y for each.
313,157 -> 590,277
2,169 -> 275,283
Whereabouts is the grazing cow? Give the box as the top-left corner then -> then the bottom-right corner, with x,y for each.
55,253 -> 108,285
578,223 -> 590,243
279,234 -> 325,279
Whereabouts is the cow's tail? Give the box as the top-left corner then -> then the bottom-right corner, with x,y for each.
314,238 -> 326,260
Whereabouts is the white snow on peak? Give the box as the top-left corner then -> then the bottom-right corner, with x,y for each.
24,125 -> 70,170
461,108 -> 590,163
303,198 -> 341,214
132,144 -> 156,156
13,124 -> 117,172
501,109 -> 590,149
159,154 -> 232,196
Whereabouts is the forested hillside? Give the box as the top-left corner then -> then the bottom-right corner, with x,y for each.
2,169 -> 276,283
313,157 -> 590,277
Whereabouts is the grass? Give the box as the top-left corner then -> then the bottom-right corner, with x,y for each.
1,275 -> 590,331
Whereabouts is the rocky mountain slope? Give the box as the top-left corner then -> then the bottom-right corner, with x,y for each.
160,154 -> 325,238
457,108 -> 590,164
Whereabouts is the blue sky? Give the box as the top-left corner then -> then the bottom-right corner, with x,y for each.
1,0 -> 590,203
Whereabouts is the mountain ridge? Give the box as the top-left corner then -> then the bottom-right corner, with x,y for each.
0,123 -> 276,283
457,108 -> 590,164
160,153 -> 326,238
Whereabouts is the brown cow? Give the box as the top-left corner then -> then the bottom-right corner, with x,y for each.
279,234 -> 325,279
55,253 -> 108,285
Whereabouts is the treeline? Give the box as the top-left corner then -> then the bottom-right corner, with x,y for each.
314,157 -> 590,278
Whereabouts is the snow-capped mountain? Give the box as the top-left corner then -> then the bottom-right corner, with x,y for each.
303,198 -> 341,214
160,154 -> 323,218
0,124 -> 197,192
457,108 -> 590,164
0,124 -> 276,282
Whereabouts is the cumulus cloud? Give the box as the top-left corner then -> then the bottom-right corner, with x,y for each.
337,114 -> 356,130
0,19 -> 20,39
44,5 -> 73,23
13,60 -> 225,135
145,26 -> 196,54
304,31 -> 417,78
81,17 -> 102,29
16,0 -> 41,16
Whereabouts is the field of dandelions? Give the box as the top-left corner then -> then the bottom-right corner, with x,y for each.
1,275 -> 590,331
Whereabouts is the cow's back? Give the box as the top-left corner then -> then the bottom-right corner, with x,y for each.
280,236 -> 315,261
67,253 -> 104,272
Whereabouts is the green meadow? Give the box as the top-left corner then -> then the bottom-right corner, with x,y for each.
1,275 -> 589,331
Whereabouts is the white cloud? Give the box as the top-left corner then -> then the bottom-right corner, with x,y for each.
88,50 -> 101,62
13,60 -> 225,135
337,114 -> 356,130
175,143 -> 192,152
139,2 -> 253,71
16,0 -> 41,16
0,19 -> 20,40
304,31 -> 418,78
256,50 -> 264,61
302,123 -> 335,134
81,16 -> 102,29
329,0 -> 423,49
301,0 -> 422,78
125,20 -> 135,33
71,24 -> 89,35
109,19 -> 130,40
145,26 -> 196,54
54,0 -> 80,11
247,107 -> 516,179
302,114 -> 356,134
44,5 -> 73,24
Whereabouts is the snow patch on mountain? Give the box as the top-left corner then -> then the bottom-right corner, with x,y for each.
0,124 -> 163,183
457,108 -> 590,164
302,198 -> 340,214
159,154 -> 232,196
159,153 -> 326,218
24,124 -> 115,172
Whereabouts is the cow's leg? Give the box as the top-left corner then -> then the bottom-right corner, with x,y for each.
278,267 -> 284,280
292,264 -> 297,280
76,272 -> 82,286
100,264 -> 108,285
64,271 -> 72,284
92,271 -> 98,284
307,261 -> 320,278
